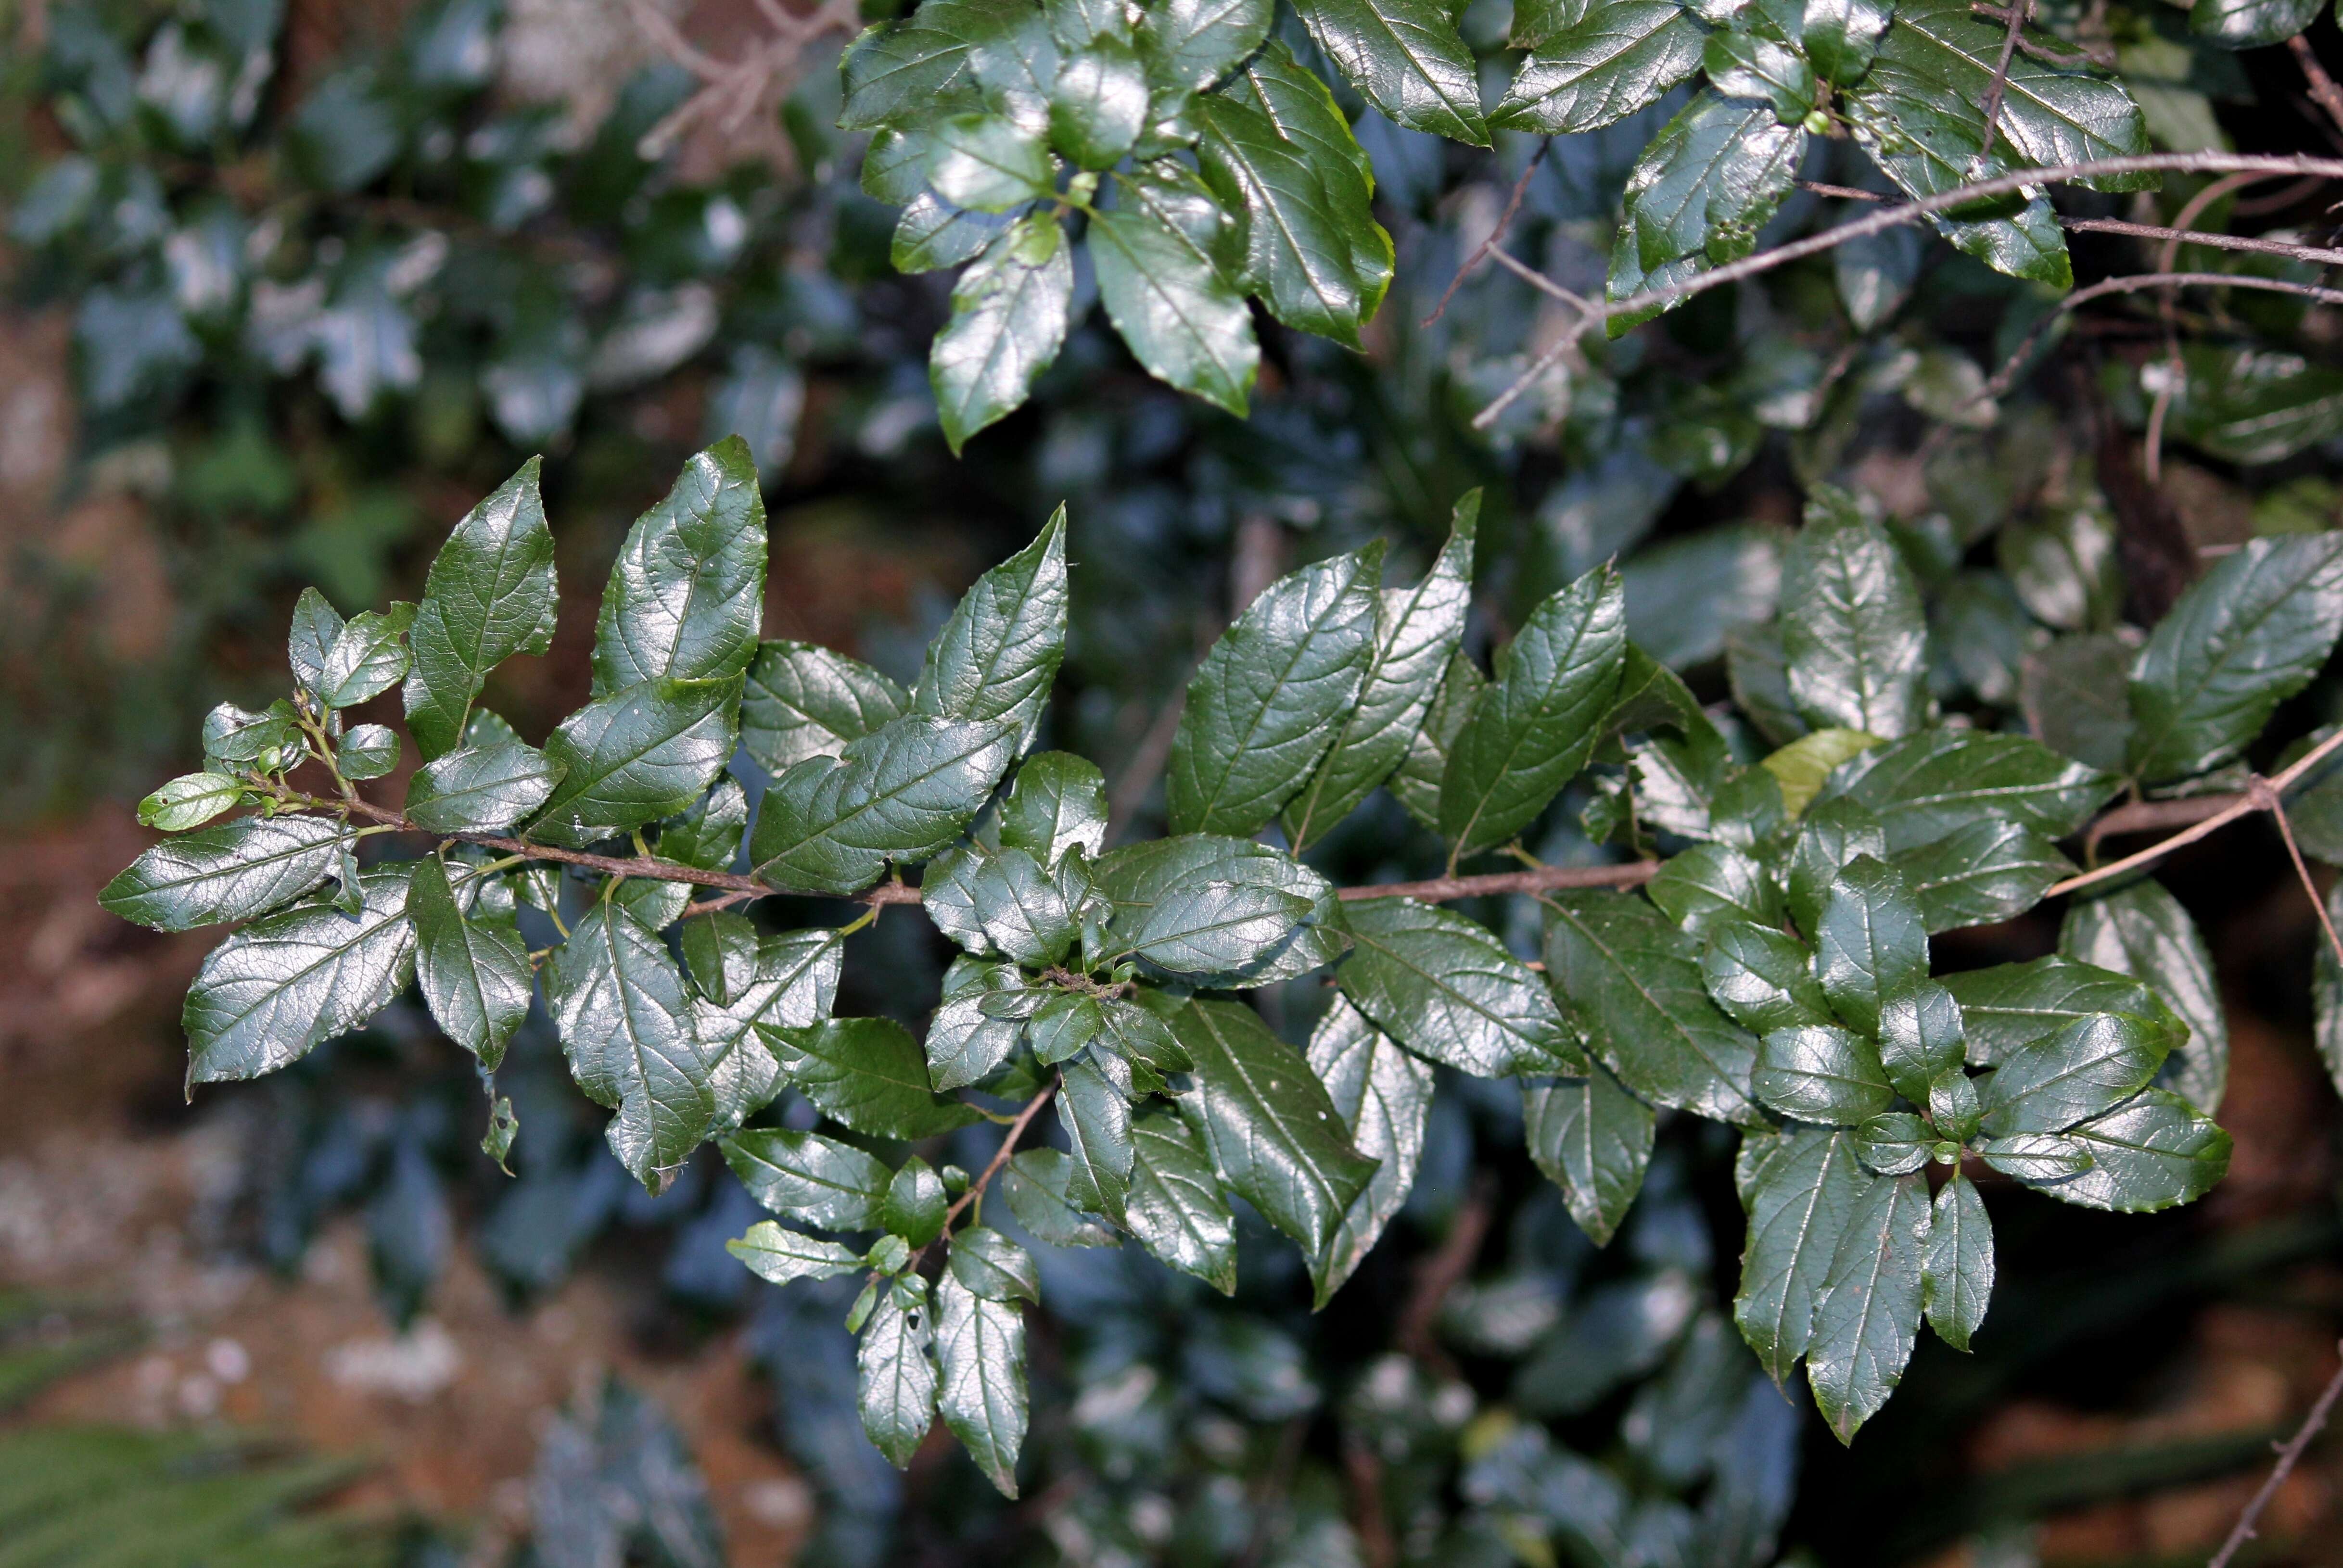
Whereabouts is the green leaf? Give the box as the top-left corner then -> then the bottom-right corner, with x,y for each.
1096,996 -> 1192,1076
858,1286 -> 937,1469
1441,566 -> 1629,856
886,1159 -> 950,1247
1168,544 -> 1383,837
402,458 -> 556,758
1493,1 -> 1705,134
722,1128 -> 891,1231
1978,1131 -> 2094,1181
1808,1171 -> 1929,1443
1284,497 -> 1477,849
1173,999 -> 1379,1259
1854,1112 -> 1935,1176
912,509 -> 1069,749
1003,1147 -> 1121,1246
410,856 -> 531,1071
1978,1012 -> 2167,1137
546,903 -> 714,1189
202,700 -> 300,765
1999,503 -> 2122,634
1290,0 -> 1490,143
1891,817 -> 2072,934
1823,728 -> 2118,852
895,194 -> 1013,274
405,740 -> 563,834
1000,752 -> 1108,866
288,588 -> 344,697
840,7 -> 982,131
1754,1025 -> 1895,1125
2127,535 -> 2343,782
1703,31 -> 1816,122
934,1273 -> 1029,1497
750,716 -> 1019,896
1759,727 -> 1883,820
1058,1059 -> 1135,1223
660,779 -> 749,873
1127,879 -> 1313,975
1543,889 -> 1762,1123
950,1227 -> 1041,1303
741,641 -> 909,775
103,815 -> 352,933
1194,43 -> 1394,349
533,676 -> 742,848
1095,835 -> 1346,984
2315,882 -> 2343,1108
1337,897 -> 1579,1076
1648,843 -> 1786,936
1875,980 -> 1965,1104
1942,954 -> 2191,1066
764,1017 -> 985,1139
932,844 -> 1086,965
1733,1123 -> 1868,1383
728,1222 -> 868,1286
1700,919 -> 1835,1035
1923,1172 -> 1992,1352
929,113 -> 1053,211
1802,0 -> 1893,85
932,215 -> 1073,454
1137,0 -> 1273,97
1522,1062 -> 1655,1246
590,439 -> 764,695
1389,648 -> 1484,833
925,993 -> 1029,1090
1812,856 -> 1928,1037
698,930 -> 847,1132
2045,1088 -> 2231,1212
1124,1108 -> 1238,1290
137,771 -> 245,832
314,605 -> 417,710
2023,633 -> 2137,773
1089,163 -> 1259,416
335,725 -> 399,781
1784,794 -> 1890,935
1052,36 -> 1150,165
2189,0 -> 2319,50
1617,90 -> 1804,280
2162,345 -> 2343,466
1781,488 -> 1927,740
1306,997 -> 1434,1302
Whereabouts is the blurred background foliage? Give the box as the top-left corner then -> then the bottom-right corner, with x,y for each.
5,0 -> 2343,1564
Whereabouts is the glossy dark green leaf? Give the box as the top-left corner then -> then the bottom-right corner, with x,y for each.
1923,1172 -> 1992,1352
1978,1131 -> 2094,1181
1700,919 -> 1834,1035
1125,1108 -> 1237,1290
1802,0 -> 1893,85
590,438 -> 764,695
1823,728 -> 2118,853
894,192 -> 1013,274
1194,44 -> 1394,350
1003,1147 -> 1121,1246
2163,345 -> 2343,465
1090,163 -> 1259,417
410,856 -> 530,1071
1493,2 -> 1704,134
1978,1012 -> 2167,1137
1543,890 -> 1762,1123
1137,0 -> 1272,96
1733,1123 -> 1868,1383
334,724 -> 398,781
1854,1112 -> 1934,1176
1058,1059 -> 1134,1222
2128,535 -> 2343,782
762,1017 -> 984,1139
405,740 -> 563,834
2045,1088 -> 2231,1212
751,716 -> 1019,897
1703,31 -> 1815,122
1999,503 -> 2122,634
2189,0 -> 2319,49
103,815 -> 351,933
741,640 -> 909,775
929,114 -> 1053,212
885,1159 -> 950,1247
1618,91 -> 1803,281
858,1286 -> 937,1469
912,510 -> 1069,749
1052,35 -> 1149,165
950,1227 -> 1041,1303
1096,996 -> 1192,1076
659,780 -> 748,875
1128,879 -> 1312,974
1941,954 -> 2190,1066
925,993 -> 1027,1091
1648,843 -> 1786,936
1784,795 -> 1890,936
403,458 -> 556,758
728,1222 -> 866,1286
313,605 -> 416,710
1929,1067 -> 1981,1143
1001,752 -> 1108,866
932,215 -> 1074,454
1754,1025 -> 1895,1125
288,588 -> 344,697
1875,980 -> 1964,1104
1522,1062 -> 1655,1246
1095,834 -> 1345,984
698,930 -> 846,1132
1808,1171 -> 1929,1443
1338,897 -> 1579,1076
1892,817 -> 2072,933
723,1128 -> 890,1231
533,676 -> 742,848
546,903 -> 714,1188
136,771 -> 245,832
840,7 -> 981,130
2022,632 -> 2137,776
1173,999 -> 1379,1259
1291,0 -> 1489,143
935,1272 -> 1029,1497
1813,856 -> 1928,1037
1168,544 -> 1382,836
1781,488 -> 1927,740
2058,880 -> 2226,1113
1307,997 -> 1433,1301
1725,622 -> 1806,747
948,845 -> 1086,965
1441,566 -> 1628,856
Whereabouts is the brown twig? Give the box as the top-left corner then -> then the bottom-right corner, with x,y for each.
1967,2 -> 2116,67
2063,217 -> 2343,268
906,1076 -> 1060,1276
1973,0 -> 2032,174
2205,1342 -> 2343,1568
1336,861 -> 1660,903
2260,782 -> 2343,972
2290,35 -> 2343,145
1395,1176 -> 1494,1368
1980,271 -> 2343,404
1798,180 -> 1889,202
627,0 -> 861,161
1422,140 -> 1550,328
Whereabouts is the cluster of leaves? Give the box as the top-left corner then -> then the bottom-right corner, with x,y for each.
107,419 -> 2343,1505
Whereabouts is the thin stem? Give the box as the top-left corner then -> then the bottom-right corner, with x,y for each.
2062,216 -> 2343,268
1981,271 -> 2343,405
2290,34 -> 2343,144
2264,785 -> 2343,973
1421,139 -> 1549,328
909,1077 -> 1061,1275
1337,860 -> 1661,903
1972,0 -> 2030,174
2205,1343 -> 2343,1568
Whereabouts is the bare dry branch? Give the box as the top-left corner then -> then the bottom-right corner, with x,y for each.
1973,0 -> 2032,173
1982,269 -> 2343,404
2205,1343 -> 2343,1568
1967,2 -> 2116,66
2291,34 -> 2343,145
2063,216 -> 2343,267
1423,140 -> 1550,328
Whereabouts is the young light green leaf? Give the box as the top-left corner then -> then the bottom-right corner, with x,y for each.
1441,565 -> 1628,857
950,1227 -> 1041,1303
1700,919 -> 1835,1036
1923,1172 -> 1992,1352
1000,751 -> 1108,866
1337,896 -> 1580,1077
1781,488 -> 1927,740
1173,999 -> 1379,1259
1808,1171 -> 1929,1443
1284,497 -> 1477,849
1754,1025 -> 1895,1125
1291,0 -> 1490,144
741,640 -> 909,775
763,1017 -> 985,1139
103,815 -> 352,933
1733,1124 -> 1868,1383
137,771 -> 245,832
177,859 -> 412,1091
858,1286 -> 937,1469
545,903 -> 714,1189
1307,996 -> 1434,1302
722,1128 -> 891,1231
935,1272 -> 1029,1497
750,716 -> 1019,896
410,855 -> 531,1071
403,457 -> 556,757
1125,1108 -> 1238,1291
728,1222 -> 867,1286
1978,1012 -> 2168,1137
591,437 -> 764,695
1089,162 -> 1258,416
913,509 -> 1069,749
532,676 -> 742,848
1493,2 -> 1704,134
932,215 -> 1073,454
2045,1088 -> 2231,1212
1942,954 -> 2191,1065
1812,856 -> 1928,1037
1760,728 -> 1883,822
1167,544 -> 1382,837
404,739 -> 563,834
1522,1063 -> 1655,1246
1003,1147 -> 1121,1246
